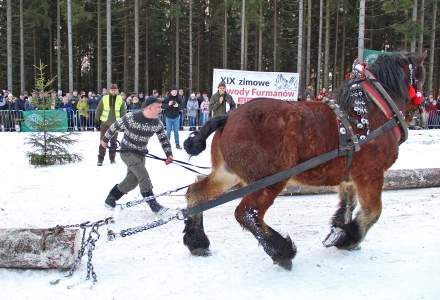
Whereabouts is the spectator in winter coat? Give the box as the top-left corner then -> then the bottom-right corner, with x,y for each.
186,93 -> 199,131
162,87 -> 182,149
101,96 -> 173,213
77,95 -> 90,131
200,95 -> 210,126
128,96 -> 141,111
57,96 -> 75,129
209,81 -> 235,117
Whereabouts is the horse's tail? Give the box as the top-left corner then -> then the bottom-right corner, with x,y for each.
183,115 -> 228,156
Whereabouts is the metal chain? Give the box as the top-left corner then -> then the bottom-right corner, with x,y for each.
118,184 -> 190,209
51,217 -> 113,284
107,212 -> 182,241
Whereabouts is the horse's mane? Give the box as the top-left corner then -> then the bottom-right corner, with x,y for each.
336,53 -> 409,113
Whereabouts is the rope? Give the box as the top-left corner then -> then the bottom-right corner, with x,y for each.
109,146 -> 210,175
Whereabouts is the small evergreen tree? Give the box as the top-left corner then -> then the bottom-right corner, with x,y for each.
25,61 -> 82,166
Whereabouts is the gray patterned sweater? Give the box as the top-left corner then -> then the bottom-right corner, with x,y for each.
103,111 -> 172,157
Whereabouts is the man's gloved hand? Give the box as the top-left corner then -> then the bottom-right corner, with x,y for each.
95,120 -> 101,130
165,155 -> 173,165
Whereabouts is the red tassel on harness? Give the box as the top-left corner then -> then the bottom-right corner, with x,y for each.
408,85 -> 423,106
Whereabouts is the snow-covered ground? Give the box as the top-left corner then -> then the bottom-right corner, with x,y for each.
1,130 -> 440,300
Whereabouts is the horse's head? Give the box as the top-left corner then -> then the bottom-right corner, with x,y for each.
368,52 -> 426,122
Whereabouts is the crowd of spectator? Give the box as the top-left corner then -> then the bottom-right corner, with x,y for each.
0,88 -> 213,132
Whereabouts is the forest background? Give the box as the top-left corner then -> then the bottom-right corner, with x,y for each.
0,0 -> 438,98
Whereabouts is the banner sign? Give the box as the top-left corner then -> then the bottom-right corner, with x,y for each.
212,69 -> 299,104
363,49 -> 395,65
22,110 -> 68,132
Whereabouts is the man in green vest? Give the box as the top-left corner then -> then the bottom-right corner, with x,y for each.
95,83 -> 127,166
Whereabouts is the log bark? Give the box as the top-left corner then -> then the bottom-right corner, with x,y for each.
197,168 -> 440,196
283,168 -> 440,195
0,228 -> 80,269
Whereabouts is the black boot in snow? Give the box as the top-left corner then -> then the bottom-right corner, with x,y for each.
105,184 -> 124,208
142,191 -> 166,213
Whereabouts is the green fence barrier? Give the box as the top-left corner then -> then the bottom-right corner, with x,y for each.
22,110 -> 68,132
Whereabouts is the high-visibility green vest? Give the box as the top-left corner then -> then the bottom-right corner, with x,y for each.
100,95 -> 123,122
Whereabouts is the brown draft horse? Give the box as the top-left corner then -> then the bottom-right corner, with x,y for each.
182,53 -> 426,270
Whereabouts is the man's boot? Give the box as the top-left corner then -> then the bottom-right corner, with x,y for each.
142,191 -> 166,213
105,184 -> 124,208
97,155 -> 104,166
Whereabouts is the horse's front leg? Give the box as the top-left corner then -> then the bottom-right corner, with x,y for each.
183,168 -> 239,256
324,173 -> 383,250
235,182 -> 296,270
323,181 -> 357,247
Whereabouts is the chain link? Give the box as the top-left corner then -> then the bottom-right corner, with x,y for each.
51,217 -> 113,284
107,213 -> 179,241
117,184 -> 190,209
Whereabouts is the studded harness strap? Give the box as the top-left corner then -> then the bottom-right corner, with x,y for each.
324,62 -> 410,180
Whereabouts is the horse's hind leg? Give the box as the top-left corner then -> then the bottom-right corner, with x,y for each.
235,181 -> 296,270
324,174 -> 383,250
183,165 -> 239,256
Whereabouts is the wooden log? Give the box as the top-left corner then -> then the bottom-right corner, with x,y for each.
197,168 -> 440,196
282,168 -> 440,195
0,227 -> 81,269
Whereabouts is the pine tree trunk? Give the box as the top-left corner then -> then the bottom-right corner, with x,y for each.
428,0 -> 437,95
306,0 -> 311,86
189,0 -> 193,92
7,0 -> 12,92
241,0 -> 246,70
258,2 -> 263,71
411,0 -> 418,53
273,0 -> 277,71
244,21 -> 248,69
358,0 -> 365,61
223,0 -> 228,69
323,0 -> 330,90
106,0 -> 112,87
49,23 -> 53,81
333,0 -> 339,89
57,0 -> 62,91
176,2 -> 180,88
20,0 -> 25,93
134,0 -> 139,93
144,1 -> 149,94
297,0 -> 304,99
67,0 -> 73,93
418,0 -> 425,54
316,0 -> 323,92
340,7 -> 346,87
196,26 -> 200,91
123,14 -> 128,92
97,0 -> 102,94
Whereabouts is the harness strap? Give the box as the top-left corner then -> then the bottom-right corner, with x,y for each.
324,99 -> 360,181
363,69 -> 408,144
182,116 -> 400,218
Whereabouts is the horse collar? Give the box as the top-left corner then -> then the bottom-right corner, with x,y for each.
360,69 -> 408,144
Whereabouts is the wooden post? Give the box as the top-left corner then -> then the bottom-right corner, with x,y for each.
0,227 -> 80,269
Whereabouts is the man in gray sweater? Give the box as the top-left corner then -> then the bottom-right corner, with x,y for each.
101,96 -> 173,213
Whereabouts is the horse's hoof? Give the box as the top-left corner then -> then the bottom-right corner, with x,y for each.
273,258 -> 293,271
190,248 -> 211,257
322,227 -> 346,248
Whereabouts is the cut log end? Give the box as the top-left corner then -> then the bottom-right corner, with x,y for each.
0,228 -> 81,269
